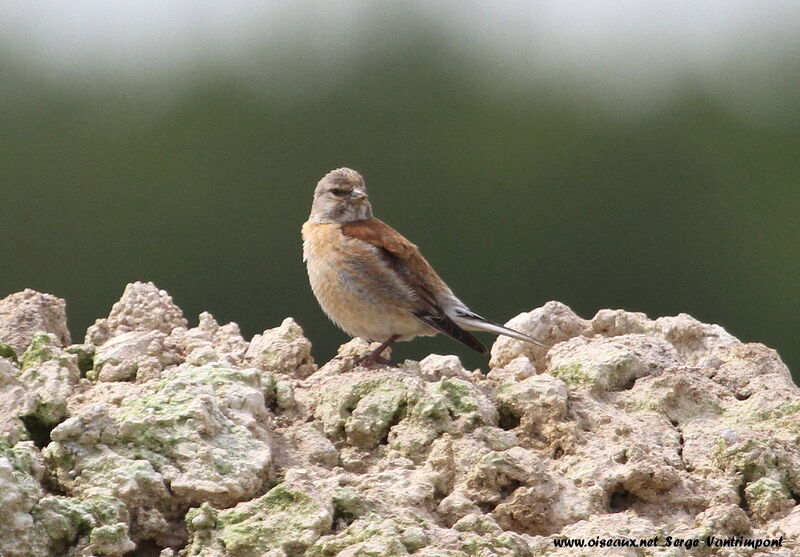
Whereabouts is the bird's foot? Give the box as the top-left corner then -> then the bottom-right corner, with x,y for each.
354,353 -> 394,368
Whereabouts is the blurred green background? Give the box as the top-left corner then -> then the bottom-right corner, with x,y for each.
1,3 -> 798,379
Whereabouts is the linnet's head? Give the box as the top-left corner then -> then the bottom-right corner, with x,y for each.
310,167 -> 373,223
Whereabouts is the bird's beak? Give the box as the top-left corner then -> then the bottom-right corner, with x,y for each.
351,189 -> 367,200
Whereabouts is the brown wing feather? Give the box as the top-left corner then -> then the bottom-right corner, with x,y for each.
341,218 -> 444,310
341,218 -> 487,355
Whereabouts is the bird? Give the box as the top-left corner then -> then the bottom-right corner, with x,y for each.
301,167 -> 546,367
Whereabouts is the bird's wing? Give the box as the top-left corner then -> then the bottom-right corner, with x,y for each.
341,218 -> 487,354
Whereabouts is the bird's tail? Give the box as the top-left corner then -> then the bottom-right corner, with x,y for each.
450,309 -> 548,348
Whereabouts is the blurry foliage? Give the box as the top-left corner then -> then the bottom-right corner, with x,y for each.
1,36 -> 798,378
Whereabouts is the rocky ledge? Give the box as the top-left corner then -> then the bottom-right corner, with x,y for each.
0,282 -> 798,557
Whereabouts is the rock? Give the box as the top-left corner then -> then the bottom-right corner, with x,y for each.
86,281 -> 187,346
495,374 -> 568,443
15,333 -> 80,434
281,424 -> 339,468
0,359 -> 36,444
180,311 -> 249,367
0,442 -> 135,557
418,354 -> 472,381
547,334 -> 679,391
653,313 -> 738,361
46,365 -> 273,511
246,318 -> 316,378
39,363 -> 274,551
0,289 -> 798,556
489,301 -> 591,369
313,368 -> 496,462
0,289 -> 70,353
486,355 -> 537,382
185,480 -> 334,556
90,329 -> 184,382
745,477 -> 795,522
591,308 -> 740,362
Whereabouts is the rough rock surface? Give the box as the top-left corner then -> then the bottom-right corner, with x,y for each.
0,285 -> 798,556
0,289 -> 70,354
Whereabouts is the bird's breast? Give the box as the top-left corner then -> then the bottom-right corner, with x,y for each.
301,220 -> 431,341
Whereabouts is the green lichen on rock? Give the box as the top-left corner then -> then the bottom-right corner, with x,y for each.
345,384 -> 409,449
19,394 -> 67,433
0,342 -> 19,364
331,486 -> 379,525
14,333 -> 79,432
315,374 -> 413,449
458,531 -> 535,556
713,438 -> 777,483
390,376 -> 497,460
20,332 -> 75,371
46,364 -> 272,510
411,378 -> 494,428
744,477 -> 795,521
88,522 -> 136,555
0,441 -> 134,557
711,436 -> 800,524
188,483 -> 333,556
734,394 -> 800,436
315,370 -> 496,460
308,516 -> 424,557
112,366 -> 269,480
547,335 -> 679,392
21,332 -> 58,369
64,343 -> 95,374
752,400 -> 800,422
453,513 -> 502,534
31,494 -> 132,556
30,495 -> 95,553
550,353 -> 638,390
548,362 -> 591,387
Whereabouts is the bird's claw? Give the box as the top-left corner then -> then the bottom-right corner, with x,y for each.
354,353 -> 394,368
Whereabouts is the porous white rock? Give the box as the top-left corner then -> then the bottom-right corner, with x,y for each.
0,288 -> 71,354
16,333 -> 80,430
0,441 -> 137,556
1,287 -> 798,556
0,359 -> 36,444
179,311 -> 249,367
489,301 -> 591,369
547,334 -> 679,391
86,281 -> 188,346
91,330 -> 177,382
246,317 -> 316,378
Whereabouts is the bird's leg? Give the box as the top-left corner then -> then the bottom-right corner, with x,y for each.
356,335 -> 400,368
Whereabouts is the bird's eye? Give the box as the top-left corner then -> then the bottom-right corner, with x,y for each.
330,188 -> 347,196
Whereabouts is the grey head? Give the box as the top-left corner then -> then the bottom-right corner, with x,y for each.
309,167 -> 374,223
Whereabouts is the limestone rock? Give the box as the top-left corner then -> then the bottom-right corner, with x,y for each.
46,365 -> 273,511
180,311 -> 249,367
0,289 -> 70,353
186,479 -> 334,556
15,333 -> 80,433
0,441 -> 135,557
1,288 -> 798,556
547,334 -> 679,391
86,281 -> 188,346
91,330 -> 175,382
0,359 -> 35,444
246,318 -> 316,378
489,301 -> 591,369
